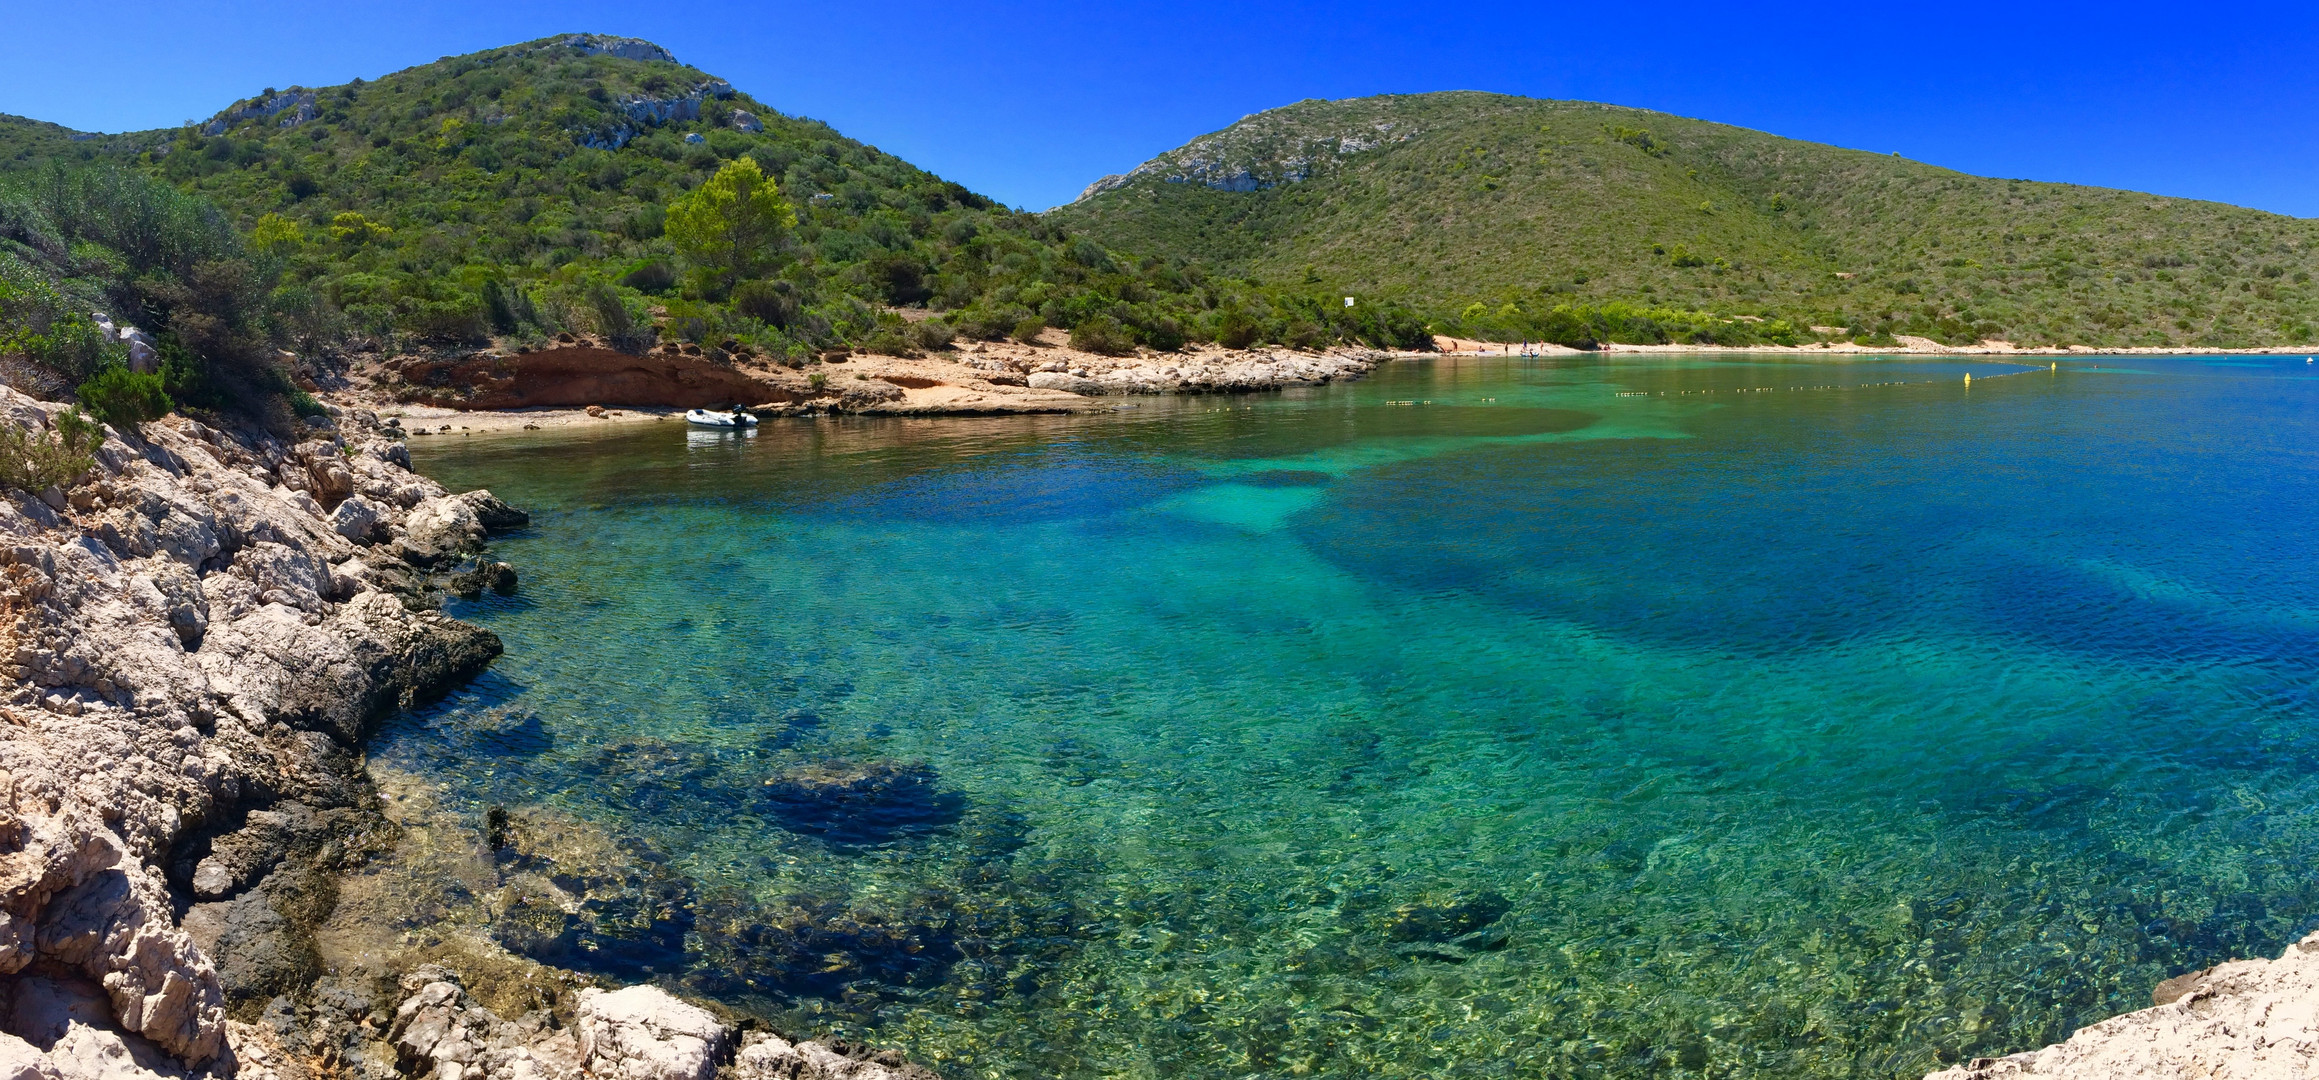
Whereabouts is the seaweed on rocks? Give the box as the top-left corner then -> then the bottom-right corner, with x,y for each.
485,808 -> 697,978
588,737 -> 762,820
758,759 -> 965,849
1382,891 -> 1514,963
686,870 -> 1088,1018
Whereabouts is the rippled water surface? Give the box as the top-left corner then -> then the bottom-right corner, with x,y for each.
395,353 -> 2319,1078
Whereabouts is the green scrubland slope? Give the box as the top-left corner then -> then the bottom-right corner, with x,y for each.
1054,92 -> 2319,348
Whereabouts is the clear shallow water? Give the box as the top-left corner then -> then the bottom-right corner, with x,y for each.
393,353 -> 2319,1079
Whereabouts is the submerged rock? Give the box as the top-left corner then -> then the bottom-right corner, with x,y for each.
690,894 -> 965,1002
759,760 -> 963,848
735,1031 -> 938,1080
1384,891 -> 1512,942
1383,891 -> 1513,962
485,809 -> 695,978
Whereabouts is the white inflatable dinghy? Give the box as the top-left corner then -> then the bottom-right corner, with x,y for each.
686,408 -> 759,428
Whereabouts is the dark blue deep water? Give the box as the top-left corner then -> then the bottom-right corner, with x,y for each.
392,353 -> 2319,1078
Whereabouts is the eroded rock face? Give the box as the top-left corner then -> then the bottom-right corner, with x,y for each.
0,388 -> 509,1075
381,349 -> 786,411
1929,931 -> 2319,1079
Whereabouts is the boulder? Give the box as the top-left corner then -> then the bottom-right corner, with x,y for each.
1026,372 -> 1103,396
735,1031 -> 935,1080
574,987 -> 726,1080
453,490 -> 530,533
328,495 -> 385,544
449,561 -> 518,599
403,496 -> 486,565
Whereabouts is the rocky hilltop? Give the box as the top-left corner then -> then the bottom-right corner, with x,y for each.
1075,95 -> 1430,199
0,389 -> 917,1080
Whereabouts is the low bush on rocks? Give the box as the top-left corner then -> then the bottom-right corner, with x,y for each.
1068,315 -> 1133,355
0,407 -> 102,491
75,364 -> 173,431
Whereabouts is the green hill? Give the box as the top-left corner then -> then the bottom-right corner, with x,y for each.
1051,92 -> 2319,349
0,34 -> 1426,420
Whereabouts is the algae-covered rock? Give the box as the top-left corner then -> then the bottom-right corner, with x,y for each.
759,760 -> 963,848
484,810 -> 694,978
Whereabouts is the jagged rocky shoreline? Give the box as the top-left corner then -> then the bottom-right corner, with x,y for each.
357,336 -> 1395,418
0,387 -> 920,1080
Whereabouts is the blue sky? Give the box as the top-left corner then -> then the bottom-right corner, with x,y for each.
3,1 -> 2315,215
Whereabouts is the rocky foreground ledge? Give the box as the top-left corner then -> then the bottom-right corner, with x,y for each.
0,387 -> 920,1080
1927,933 -> 2319,1079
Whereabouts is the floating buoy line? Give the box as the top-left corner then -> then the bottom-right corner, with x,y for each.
1610,367 -> 2048,398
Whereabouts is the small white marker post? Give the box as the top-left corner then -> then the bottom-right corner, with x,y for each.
1344,296 -> 1355,308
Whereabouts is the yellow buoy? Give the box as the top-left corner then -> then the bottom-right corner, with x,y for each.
1964,372 -> 1972,385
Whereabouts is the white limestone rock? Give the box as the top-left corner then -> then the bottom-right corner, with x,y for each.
1930,930 -> 2319,1079
402,496 -> 485,565
574,987 -> 726,1080
329,494 -> 386,544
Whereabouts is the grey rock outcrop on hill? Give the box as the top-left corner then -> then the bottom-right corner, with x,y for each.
200,91 -> 318,136
1075,97 -> 1426,201
0,387 -> 510,1079
548,35 -> 677,64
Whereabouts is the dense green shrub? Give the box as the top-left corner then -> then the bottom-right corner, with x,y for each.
75,365 -> 172,430
404,296 -> 488,344
584,282 -> 657,354
907,318 -> 954,352
1215,306 -> 1261,350
0,407 -> 102,492
0,254 -> 113,380
1070,315 -> 1133,355
1010,317 -> 1047,344
732,279 -> 801,328
620,259 -> 677,293
1135,315 -> 1187,352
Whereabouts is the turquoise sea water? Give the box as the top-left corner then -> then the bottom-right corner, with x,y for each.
395,353 -> 2319,1079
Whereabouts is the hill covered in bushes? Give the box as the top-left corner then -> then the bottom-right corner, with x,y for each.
1054,92 -> 2319,349
0,33 -> 1424,419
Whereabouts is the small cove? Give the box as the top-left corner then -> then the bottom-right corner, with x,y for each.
390,352 -> 2319,1078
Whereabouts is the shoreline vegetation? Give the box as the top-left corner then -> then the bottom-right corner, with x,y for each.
347,333 -> 2311,435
